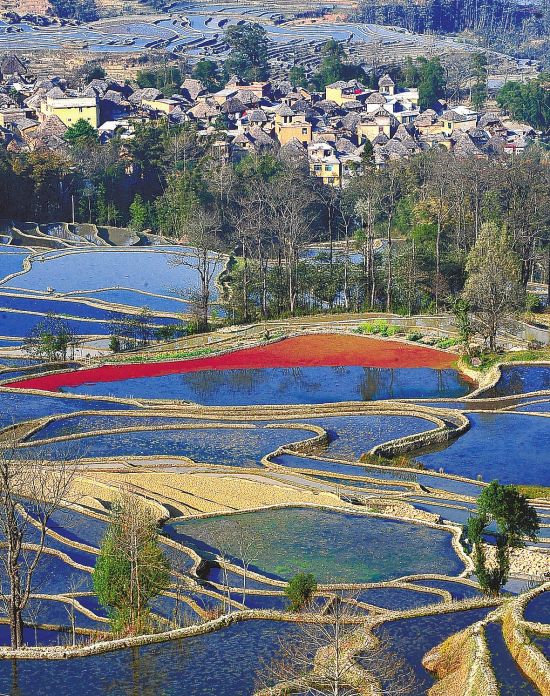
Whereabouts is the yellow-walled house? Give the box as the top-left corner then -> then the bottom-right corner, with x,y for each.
274,104 -> 311,145
357,109 -> 396,143
325,80 -> 367,106
40,95 -> 99,128
308,142 -> 342,187
142,97 -> 180,115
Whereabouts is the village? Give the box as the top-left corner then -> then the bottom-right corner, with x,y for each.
0,49 -> 539,187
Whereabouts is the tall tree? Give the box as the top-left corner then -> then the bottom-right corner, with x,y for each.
224,23 -> 270,81
466,481 -> 539,596
94,493 -> 170,635
418,57 -> 446,110
463,222 -> 525,350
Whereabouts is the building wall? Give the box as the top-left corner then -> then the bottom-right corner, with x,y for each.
275,120 -> 311,145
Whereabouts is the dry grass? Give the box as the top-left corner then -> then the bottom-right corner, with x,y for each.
78,471 -> 346,517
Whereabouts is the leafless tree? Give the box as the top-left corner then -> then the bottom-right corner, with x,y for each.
170,204 -> 227,330
0,443 -> 76,649
255,594 -> 415,696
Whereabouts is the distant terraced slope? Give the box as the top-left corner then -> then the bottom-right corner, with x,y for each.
1,0 -> 148,16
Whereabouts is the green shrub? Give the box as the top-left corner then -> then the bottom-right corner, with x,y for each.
526,293 -> 542,313
357,319 -> 399,337
436,337 -> 460,349
285,572 -> 317,612
406,331 -> 423,342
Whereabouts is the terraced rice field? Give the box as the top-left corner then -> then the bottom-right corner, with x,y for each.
1,315 -> 548,694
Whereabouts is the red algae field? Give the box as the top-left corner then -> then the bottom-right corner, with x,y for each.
8,334 -> 459,393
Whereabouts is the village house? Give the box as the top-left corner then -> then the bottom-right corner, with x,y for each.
274,103 -> 312,145
40,93 -> 99,128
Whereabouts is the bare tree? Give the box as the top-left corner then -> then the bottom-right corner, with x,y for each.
0,444 -> 75,649
170,204 -> 227,330
255,594 -> 415,696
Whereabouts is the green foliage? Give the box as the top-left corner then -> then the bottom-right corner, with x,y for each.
436,337 -> 460,349
417,57 -> 446,110
192,60 -> 223,92
466,481 -> 539,596
497,77 -> 550,130
109,335 -> 121,353
471,53 -> 488,110
478,480 -> 540,544
405,331 -> 424,342
23,314 -> 75,362
285,573 -> 317,611
64,119 -> 97,146
452,297 -> 472,349
311,39 -> 365,90
129,193 -> 149,232
357,319 -> 399,336
224,23 -> 270,81
93,497 -> 171,635
136,66 -> 182,96
525,293 -> 543,312
289,65 -> 307,88
463,222 -> 525,350
49,0 -> 98,21
75,61 -> 106,84
402,57 -> 421,87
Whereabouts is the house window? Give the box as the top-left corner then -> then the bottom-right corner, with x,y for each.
325,165 -> 333,172
314,165 -> 322,172
301,128 -> 308,134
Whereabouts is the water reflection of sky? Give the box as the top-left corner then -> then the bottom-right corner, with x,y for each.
63,365 -> 472,404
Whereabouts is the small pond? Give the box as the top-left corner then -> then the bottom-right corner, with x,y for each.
363,607 -> 492,693
479,365 -> 550,398
165,507 -> 464,583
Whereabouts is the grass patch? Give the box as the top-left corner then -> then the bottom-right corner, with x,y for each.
112,347 -> 216,364
355,319 -> 401,338
464,348 -> 550,372
359,452 -> 425,470
517,485 -> 550,500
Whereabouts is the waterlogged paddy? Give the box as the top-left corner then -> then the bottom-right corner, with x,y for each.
485,622 -> 540,696
0,620 -> 302,696
165,508 -> 464,582
0,250 -> 29,280
62,365 -> 471,404
2,248 -> 225,301
0,390 -> 133,429
367,608 -> 492,693
21,424 -> 316,467
480,365 -> 550,398
524,590 -> 550,624
418,413 -> 550,485
27,412 -> 436,461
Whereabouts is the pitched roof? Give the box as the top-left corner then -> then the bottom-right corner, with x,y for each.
1,55 -> 26,76
221,97 -> 246,114
379,73 -> 395,86
180,78 -> 205,101
453,132 -> 482,157
275,103 -> 294,117
366,92 -> 386,105
248,109 -> 267,123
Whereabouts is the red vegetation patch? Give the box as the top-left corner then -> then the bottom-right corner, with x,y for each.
8,334 -> 460,393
